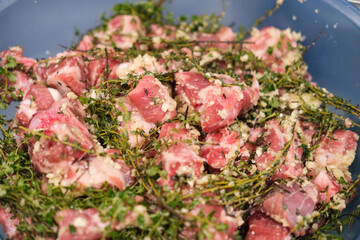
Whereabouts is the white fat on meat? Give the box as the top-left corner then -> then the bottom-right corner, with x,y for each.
199,51 -> 222,66
116,54 -> 159,78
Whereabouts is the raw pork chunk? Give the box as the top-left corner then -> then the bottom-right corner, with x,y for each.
182,204 -> 240,240
115,97 -> 156,148
313,130 -> 359,171
28,98 -> 94,174
0,204 -> 23,240
35,51 -> 88,96
200,128 -> 249,169
254,120 -> 304,179
175,72 -> 259,132
127,75 -> 177,123
87,57 -> 120,87
158,143 -> 204,187
158,122 -> 199,145
245,26 -> 303,73
55,205 -> 150,240
261,184 -> 318,235
246,211 -> 291,240
0,46 -> 36,99
61,150 -> 135,190
313,171 -> 341,204
15,84 -> 61,126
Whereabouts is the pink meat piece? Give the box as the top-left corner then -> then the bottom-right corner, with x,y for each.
61,151 -> 135,190
87,57 -> 120,87
108,15 -> 144,35
156,48 -> 193,73
14,71 -> 33,94
158,122 -> 195,143
174,72 -> 213,107
245,26 -> 301,73
0,46 -> 36,71
246,211 -> 291,240
123,110 -> 155,148
313,130 -> 359,168
215,27 -> 236,49
33,62 -> 47,83
0,47 -> 36,100
0,70 -> 34,101
175,72 -> 259,132
36,51 -> 88,96
148,24 -> 176,49
157,122 -> 200,155
149,24 -> 176,38
275,140 -> 304,179
15,84 -> 61,126
155,49 -> 189,73
313,171 -> 341,204
158,143 -> 204,187
180,47 -> 193,57
298,121 -> 317,144
77,35 -> 94,51
152,58 -> 166,74
261,184 -> 318,234
111,34 -> 138,49
107,15 -> 145,49
244,127 -> 264,154
216,27 -> 236,42
197,85 -> 244,132
303,129 -> 316,145
55,208 -> 106,240
245,26 -> 280,58
210,73 -> 238,85
196,33 -> 217,47
116,97 -> 156,148
238,76 -> 260,114
29,122 -> 94,174
55,205 -> 148,240
127,75 -> 177,123
28,98 -> 94,174
0,204 -> 21,240
196,27 -> 235,49
182,204 -> 239,240
24,85 -> 61,111
197,78 -> 258,132
254,120 -> 304,179
200,128 -> 249,169
28,98 -> 88,133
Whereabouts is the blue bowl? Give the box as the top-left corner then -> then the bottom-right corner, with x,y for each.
1,0 -> 360,239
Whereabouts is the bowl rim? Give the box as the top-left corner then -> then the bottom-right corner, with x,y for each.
322,0 -> 360,28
